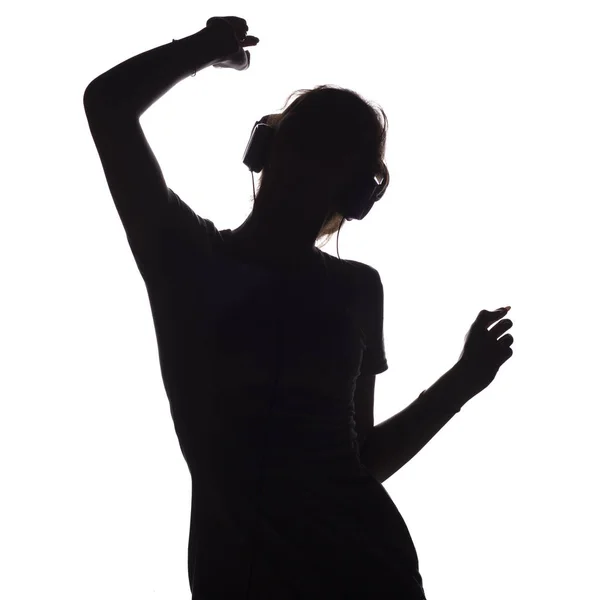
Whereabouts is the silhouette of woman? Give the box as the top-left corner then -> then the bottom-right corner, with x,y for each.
85,15 -> 518,599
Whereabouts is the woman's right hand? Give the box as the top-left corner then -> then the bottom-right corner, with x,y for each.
204,16 -> 260,71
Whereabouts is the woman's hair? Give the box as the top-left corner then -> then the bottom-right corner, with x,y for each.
255,84 -> 389,250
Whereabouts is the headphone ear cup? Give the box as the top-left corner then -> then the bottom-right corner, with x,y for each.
341,174 -> 381,221
243,116 -> 275,173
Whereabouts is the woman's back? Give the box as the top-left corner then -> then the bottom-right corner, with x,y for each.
128,188 -> 426,599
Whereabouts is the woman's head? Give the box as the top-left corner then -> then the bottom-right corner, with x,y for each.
255,84 -> 390,250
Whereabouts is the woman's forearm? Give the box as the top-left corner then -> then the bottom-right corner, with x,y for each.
84,28 -> 219,119
360,362 -> 476,484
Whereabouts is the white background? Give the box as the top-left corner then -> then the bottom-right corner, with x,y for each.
2,1 -> 598,598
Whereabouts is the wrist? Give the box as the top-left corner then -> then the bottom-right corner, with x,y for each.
174,29 -> 223,73
450,360 -> 481,403
419,362 -> 477,417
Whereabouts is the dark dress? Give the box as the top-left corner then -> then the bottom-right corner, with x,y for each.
128,188 -> 427,599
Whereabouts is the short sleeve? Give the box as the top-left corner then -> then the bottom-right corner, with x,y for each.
358,265 -> 389,376
127,188 -> 219,283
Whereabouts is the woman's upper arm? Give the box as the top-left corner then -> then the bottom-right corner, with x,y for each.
85,94 -> 169,244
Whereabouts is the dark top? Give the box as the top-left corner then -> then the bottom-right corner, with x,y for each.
127,188 -> 426,599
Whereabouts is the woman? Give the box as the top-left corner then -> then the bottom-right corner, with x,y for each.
84,15 -> 513,598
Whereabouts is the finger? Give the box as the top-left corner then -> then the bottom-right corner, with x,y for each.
478,307 -> 511,328
223,16 -> 247,27
207,16 -> 248,41
500,345 -> 514,364
206,17 -> 228,28
222,16 -> 248,37
498,333 -> 514,346
241,36 -> 260,46
489,318 -> 513,338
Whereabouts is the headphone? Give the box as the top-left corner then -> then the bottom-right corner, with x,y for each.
242,114 -> 388,222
